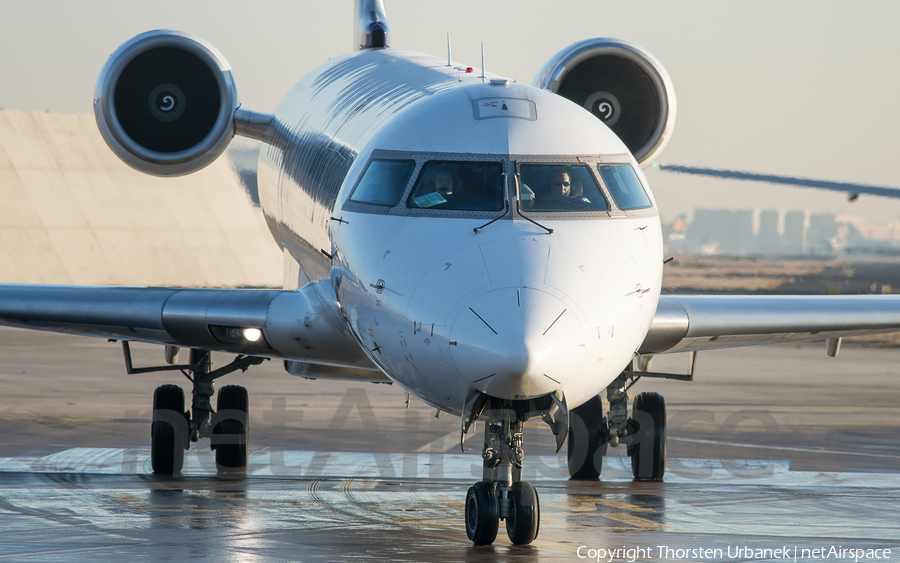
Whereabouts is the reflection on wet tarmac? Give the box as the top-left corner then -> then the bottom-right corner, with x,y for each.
5,447 -> 900,487
1,448 -> 899,561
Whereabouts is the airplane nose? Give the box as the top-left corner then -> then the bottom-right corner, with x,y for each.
449,287 -> 587,400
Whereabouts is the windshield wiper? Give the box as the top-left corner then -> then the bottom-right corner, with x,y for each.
513,173 -> 553,234
515,201 -> 553,234
473,200 -> 510,233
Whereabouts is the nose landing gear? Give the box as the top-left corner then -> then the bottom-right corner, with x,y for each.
465,398 -> 541,545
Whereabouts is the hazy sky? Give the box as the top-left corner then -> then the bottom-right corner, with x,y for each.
3,0 -> 900,224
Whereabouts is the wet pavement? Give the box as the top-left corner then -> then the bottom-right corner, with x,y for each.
1,327 -> 899,561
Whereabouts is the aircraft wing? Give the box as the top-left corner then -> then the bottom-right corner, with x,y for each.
653,164 -> 900,200
641,294 -> 900,353
0,283 -> 379,374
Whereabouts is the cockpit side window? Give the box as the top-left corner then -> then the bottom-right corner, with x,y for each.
519,164 -> 608,211
598,164 -> 652,210
407,161 -> 504,211
349,159 -> 415,207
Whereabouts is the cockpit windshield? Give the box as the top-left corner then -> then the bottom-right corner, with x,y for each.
598,164 -> 652,210
407,161 -> 504,211
349,159 -> 415,207
519,164 -> 608,212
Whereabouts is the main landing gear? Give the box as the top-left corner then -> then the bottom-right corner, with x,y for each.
136,346 -> 264,475
464,398 -> 542,545
567,368 -> 668,481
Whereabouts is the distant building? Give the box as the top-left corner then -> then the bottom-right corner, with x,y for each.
685,209 -> 753,255
807,214 -> 838,255
782,211 -> 805,255
669,208 -> 900,257
757,210 -> 780,253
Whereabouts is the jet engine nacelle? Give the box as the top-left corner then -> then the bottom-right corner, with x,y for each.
533,38 -> 676,168
94,30 -> 239,177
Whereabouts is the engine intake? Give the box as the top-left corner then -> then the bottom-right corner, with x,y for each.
533,38 -> 676,167
94,30 -> 239,177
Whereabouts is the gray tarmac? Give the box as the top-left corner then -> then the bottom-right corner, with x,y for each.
1,327 -> 899,562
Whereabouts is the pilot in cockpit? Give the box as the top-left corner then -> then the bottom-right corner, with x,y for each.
408,161 -> 504,211
434,169 -> 454,200
550,171 -> 591,204
550,171 -> 591,203
409,165 -> 457,208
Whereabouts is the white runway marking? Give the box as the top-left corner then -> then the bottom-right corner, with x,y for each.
671,436 -> 900,460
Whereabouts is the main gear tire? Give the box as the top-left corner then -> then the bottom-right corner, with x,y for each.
567,395 -> 607,479
212,385 -> 249,474
629,391 -> 666,481
151,384 -> 186,475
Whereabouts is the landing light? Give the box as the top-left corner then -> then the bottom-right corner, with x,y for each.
214,325 -> 266,345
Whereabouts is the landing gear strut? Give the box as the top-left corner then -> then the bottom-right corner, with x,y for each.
465,398 -> 540,545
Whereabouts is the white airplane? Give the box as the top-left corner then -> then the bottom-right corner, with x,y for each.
3,0 -> 900,546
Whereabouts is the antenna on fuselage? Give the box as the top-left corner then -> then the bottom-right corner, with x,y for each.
447,33 -> 452,66
355,0 -> 389,50
480,42 -> 485,80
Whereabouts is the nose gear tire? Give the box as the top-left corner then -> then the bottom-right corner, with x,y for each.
506,481 -> 540,545
465,481 -> 499,545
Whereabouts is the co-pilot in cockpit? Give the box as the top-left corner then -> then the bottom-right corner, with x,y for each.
408,161 -> 504,211
434,169 -> 454,199
519,164 -> 609,212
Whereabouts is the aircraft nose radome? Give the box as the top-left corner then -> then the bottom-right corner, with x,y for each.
449,287 -> 586,400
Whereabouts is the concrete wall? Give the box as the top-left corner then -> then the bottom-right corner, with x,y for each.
0,111 -> 282,287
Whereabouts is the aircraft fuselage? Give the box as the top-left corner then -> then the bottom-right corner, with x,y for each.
258,48 -> 663,412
